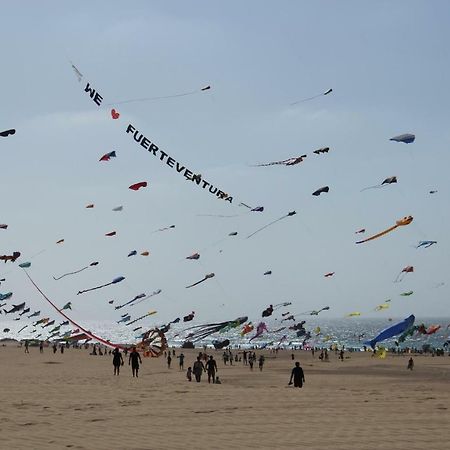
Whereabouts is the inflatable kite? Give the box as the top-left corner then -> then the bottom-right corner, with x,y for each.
356,216 -> 413,244
361,176 -> 397,192
185,273 -> 215,288
365,314 -> 415,348
77,276 -> 125,295
390,134 -> 415,144
416,240 -> 437,248
312,186 -> 329,196
0,251 -> 21,263
182,316 -> 248,342
313,147 -> 330,155
99,151 -> 116,162
125,310 -> 157,326
249,322 -> 268,341
129,181 -> 148,191
393,265 -> 414,283
0,129 -> 16,137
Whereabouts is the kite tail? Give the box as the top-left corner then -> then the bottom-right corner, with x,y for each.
53,265 -> 89,281
185,278 -> 207,288
77,282 -> 110,295
356,224 -> 398,244
106,90 -> 199,107
246,215 -> 286,239
360,184 -> 383,192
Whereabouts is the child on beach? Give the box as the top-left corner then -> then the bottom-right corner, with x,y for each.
407,357 -> 414,371
186,367 -> 192,381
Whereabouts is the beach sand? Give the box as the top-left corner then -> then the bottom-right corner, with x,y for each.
0,345 -> 449,450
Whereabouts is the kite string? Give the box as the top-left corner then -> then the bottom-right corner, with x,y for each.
23,270 -> 124,349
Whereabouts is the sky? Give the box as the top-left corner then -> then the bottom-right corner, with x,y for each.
1,1 -> 450,337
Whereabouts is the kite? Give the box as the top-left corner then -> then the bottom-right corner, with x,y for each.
133,326 -> 142,332
355,228 -> 365,234
105,231 -> 116,237
251,206 -> 264,212
393,265 -> 414,283
375,303 -> 390,312
425,325 -> 441,335
111,109 -> 120,120
262,305 -> 274,317
34,318 -> 49,326
19,308 -> 30,316
185,273 -> 215,288
125,310 -> 157,326
355,216 -> 413,244
324,272 -> 335,277
77,276 -> 125,295
56,239 -> 64,244
291,88 -> 333,105
347,312 -> 361,317
3,302 -> 25,314
27,311 -> 40,318
252,155 -> 307,167
60,321 -> 69,326
282,315 -> 295,322
71,63 -> 83,82
42,320 -> 55,328
99,151 -> 116,162
400,291 -> 413,296
312,186 -> 329,196
228,231 -> 238,236
86,204 -> 94,209
126,289 -> 162,306
153,225 -> 175,233
18,325 -> 28,333
313,147 -> 330,155
212,339 -> 230,349
246,211 -> 296,239
0,292 -> 13,301
112,205 -> 123,211
108,85 -> 212,106
374,346 -> 387,359
18,262 -> 31,268
429,190 -> 438,194
129,181 -> 147,191
365,314 -> 415,349
308,306 -> 330,316
249,322 -> 268,341
0,251 -> 21,263
3,328 -> 10,333
241,323 -> 254,336
182,317 -> 248,342
141,251 -> 149,256
183,311 -> 195,322
117,315 -> 131,324
0,129 -> 16,137
360,176 -> 397,192
186,252 -> 200,260
264,270 -> 272,276
128,250 -> 137,257
390,134 -> 415,144
0,224 -> 8,229
115,293 -> 148,310
416,240 -> 437,249
61,302 -> 72,311
53,261 -> 99,281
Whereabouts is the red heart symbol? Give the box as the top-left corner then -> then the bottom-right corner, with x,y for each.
111,109 -> 120,120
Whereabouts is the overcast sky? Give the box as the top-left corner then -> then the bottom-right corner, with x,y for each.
1,1 -> 449,335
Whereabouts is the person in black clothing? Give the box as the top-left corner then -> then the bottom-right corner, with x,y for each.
112,348 -> 124,376
129,347 -> 142,378
205,355 -> 218,384
178,353 -> 185,370
192,356 -> 205,382
289,362 -> 305,388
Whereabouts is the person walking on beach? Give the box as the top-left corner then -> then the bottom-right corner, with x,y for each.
407,357 -> 414,371
289,362 -> 305,388
206,355 -> 218,384
193,356 -> 205,382
249,353 -> 254,370
112,348 -> 124,376
24,340 -> 29,354
167,353 -> 172,369
258,355 -> 265,371
339,349 -> 344,361
39,341 -> 44,353
178,353 -> 185,370
129,347 -> 142,378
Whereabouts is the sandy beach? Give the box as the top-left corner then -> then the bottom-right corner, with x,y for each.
0,345 -> 449,450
